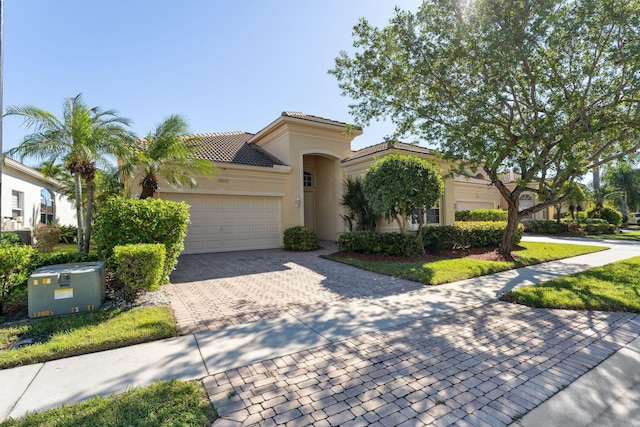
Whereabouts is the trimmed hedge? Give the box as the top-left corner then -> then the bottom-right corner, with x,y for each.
424,221 -> 523,250
93,198 -> 189,283
522,220 -> 616,235
0,243 -> 37,315
338,222 -> 520,255
283,226 -> 319,251
337,231 -> 423,257
586,206 -> 623,227
113,244 -> 166,302
455,209 -> 508,222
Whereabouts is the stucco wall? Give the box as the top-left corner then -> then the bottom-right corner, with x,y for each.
2,165 -> 76,229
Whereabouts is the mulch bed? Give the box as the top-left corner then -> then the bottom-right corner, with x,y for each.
331,246 -> 519,263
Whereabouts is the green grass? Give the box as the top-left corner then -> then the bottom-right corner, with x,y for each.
52,243 -> 81,253
0,307 -> 177,369
325,241 -> 607,286
503,256 -> 640,312
584,231 -> 640,241
0,378 -> 216,426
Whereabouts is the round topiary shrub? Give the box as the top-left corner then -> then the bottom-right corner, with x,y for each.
283,226 -> 319,251
586,206 -> 623,227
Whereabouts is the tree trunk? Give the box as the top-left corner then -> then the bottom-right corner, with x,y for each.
83,178 -> 95,254
139,185 -> 154,199
73,173 -> 84,252
498,197 -> 520,257
416,207 -> 426,255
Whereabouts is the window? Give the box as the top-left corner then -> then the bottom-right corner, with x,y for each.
11,190 -> 24,220
410,204 -> 440,229
519,193 -> 534,220
41,188 -> 54,224
303,171 -> 313,187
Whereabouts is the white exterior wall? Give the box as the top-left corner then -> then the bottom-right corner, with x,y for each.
2,159 -> 77,229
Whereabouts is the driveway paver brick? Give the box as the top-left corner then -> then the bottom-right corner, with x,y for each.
165,243 -> 425,334
207,302 -> 640,426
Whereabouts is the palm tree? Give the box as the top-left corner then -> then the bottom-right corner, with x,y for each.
123,114 -> 215,199
5,94 -> 134,252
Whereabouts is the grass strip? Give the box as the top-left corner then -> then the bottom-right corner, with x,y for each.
324,241 -> 606,286
0,306 -> 177,369
503,256 -> 640,312
0,378 -> 216,427
584,231 -> 640,241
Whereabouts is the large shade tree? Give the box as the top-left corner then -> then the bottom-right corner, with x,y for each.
5,94 -> 134,252
122,114 -> 215,199
331,0 -> 640,255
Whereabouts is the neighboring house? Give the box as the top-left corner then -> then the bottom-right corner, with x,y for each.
144,112 -> 549,254
1,157 -> 76,231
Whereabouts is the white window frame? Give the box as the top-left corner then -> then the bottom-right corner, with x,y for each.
303,171 -> 314,188
11,190 -> 24,219
519,193 -> 534,220
409,204 -> 440,230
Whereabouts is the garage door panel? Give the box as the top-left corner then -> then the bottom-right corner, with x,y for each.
162,194 -> 282,254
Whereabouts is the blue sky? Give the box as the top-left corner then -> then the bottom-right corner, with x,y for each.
3,0 -> 424,164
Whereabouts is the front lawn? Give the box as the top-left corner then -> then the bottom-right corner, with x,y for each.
585,230 -> 640,241
0,378 -> 216,427
0,306 -> 177,369
503,256 -> 640,312
325,241 -> 607,286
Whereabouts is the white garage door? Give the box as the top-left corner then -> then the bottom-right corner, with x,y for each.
162,194 -> 281,254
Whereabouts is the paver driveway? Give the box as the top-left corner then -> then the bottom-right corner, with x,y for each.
205,302 -> 640,427
166,242 -> 425,334
165,238 -> 640,426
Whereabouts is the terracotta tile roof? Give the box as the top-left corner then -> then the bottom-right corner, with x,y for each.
342,141 -> 435,163
281,112 -> 354,128
190,132 -> 287,168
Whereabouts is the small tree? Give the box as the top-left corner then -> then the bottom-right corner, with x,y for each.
362,154 -> 443,253
340,176 -> 377,232
121,115 -> 215,199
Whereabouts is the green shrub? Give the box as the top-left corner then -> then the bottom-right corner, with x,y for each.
93,198 -> 189,283
455,209 -> 508,222
584,223 -> 618,234
586,206 -> 623,227
283,226 -> 319,251
113,244 -> 166,302
337,231 -> 422,257
423,222 -> 522,250
35,251 -> 102,269
583,218 -> 609,225
0,243 -> 37,315
55,225 -> 78,244
523,220 -> 586,236
32,224 -> 61,253
0,232 -> 22,245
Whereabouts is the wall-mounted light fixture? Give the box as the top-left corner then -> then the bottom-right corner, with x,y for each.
295,196 -> 301,208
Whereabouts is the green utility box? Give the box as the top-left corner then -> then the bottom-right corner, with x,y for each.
28,262 -> 106,318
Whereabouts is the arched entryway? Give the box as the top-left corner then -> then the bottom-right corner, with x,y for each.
302,153 -> 341,240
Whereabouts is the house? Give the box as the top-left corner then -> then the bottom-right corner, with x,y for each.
1,157 -> 76,232
146,112 -> 549,254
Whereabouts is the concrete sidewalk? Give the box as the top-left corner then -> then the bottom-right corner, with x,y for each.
1,236 -> 640,425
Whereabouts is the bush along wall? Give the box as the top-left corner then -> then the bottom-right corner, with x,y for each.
424,221 -> 523,250
454,209 -> 508,222
522,220 -> 616,236
337,231 -> 423,257
283,226 -> 319,251
93,197 -> 190,282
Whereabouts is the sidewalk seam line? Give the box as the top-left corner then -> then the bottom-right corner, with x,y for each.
193,334 -> 211,377
7,362 -> 45,419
